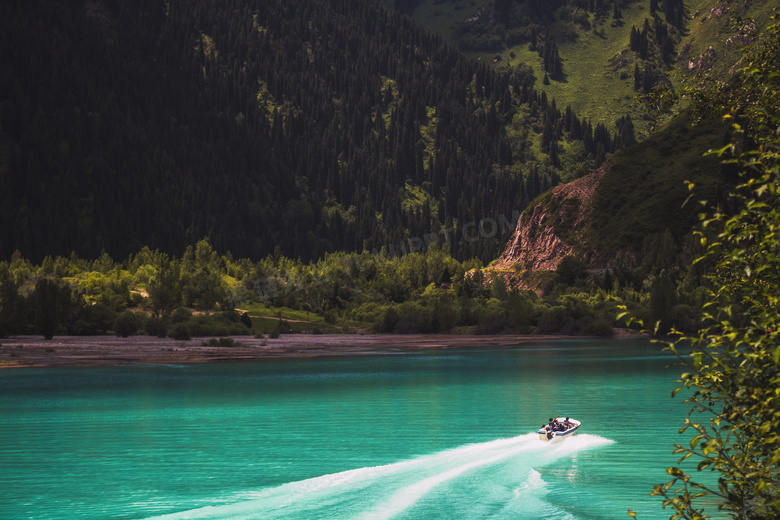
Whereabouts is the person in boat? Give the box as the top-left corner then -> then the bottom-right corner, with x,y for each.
544,419 -> 557,439
562,417 -> 572,429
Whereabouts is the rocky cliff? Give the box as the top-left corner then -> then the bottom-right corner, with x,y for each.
493,162 -> 610,272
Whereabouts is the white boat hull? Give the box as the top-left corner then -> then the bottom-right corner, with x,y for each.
537,418 -> 581,442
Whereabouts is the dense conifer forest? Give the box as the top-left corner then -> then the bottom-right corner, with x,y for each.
0,0 -> 618,264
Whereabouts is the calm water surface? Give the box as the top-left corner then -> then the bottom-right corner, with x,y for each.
0,339 -> 719,519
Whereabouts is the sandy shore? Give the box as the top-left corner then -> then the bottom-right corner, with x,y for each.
0,330 -> 646,368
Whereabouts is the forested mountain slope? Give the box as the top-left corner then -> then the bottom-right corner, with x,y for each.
0,0 -> 616,264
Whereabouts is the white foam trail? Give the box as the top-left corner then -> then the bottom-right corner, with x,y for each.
517,468 -> 545,494
146,433 -> 614,520
357,434 -> 544,520
359,433 -> 614,520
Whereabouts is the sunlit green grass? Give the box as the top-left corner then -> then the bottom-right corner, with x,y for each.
673,0 -> 776,79
403,0 -> 776,142
241,302 -> 322,322
238,302 -> 371,333
543,15 -> 645,128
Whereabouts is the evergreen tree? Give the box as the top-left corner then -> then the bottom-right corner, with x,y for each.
642,66 -> 656,93
542,38 -> 563,80
630,26 -> 639,51
649,270 -> 675,335
31,278 -> 62,340
639,24 -> 649,59
148,261 -> 182,337
0,268 -> 25,337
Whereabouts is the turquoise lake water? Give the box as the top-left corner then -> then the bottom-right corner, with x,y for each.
1,339 -> 722,519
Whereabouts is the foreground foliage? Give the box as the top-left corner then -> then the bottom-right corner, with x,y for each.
638,16 -> 780,520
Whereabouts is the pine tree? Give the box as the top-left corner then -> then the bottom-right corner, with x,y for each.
630,26 -> 639,52
642,66 -> 656,93
31,278 -> 61,340
613,1 -> 622,20
639,23 -> 649,59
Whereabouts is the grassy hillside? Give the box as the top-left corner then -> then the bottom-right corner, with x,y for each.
675,0 -> 777,77
398,0 -> 777,139
589,109 -> 732,255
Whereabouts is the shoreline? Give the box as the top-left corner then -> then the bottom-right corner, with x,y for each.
0,330 -> 647,369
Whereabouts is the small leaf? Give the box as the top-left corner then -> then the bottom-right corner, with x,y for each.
667,467 -> 685,477
697,460 -> 714,471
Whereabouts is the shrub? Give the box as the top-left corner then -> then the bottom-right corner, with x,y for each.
277,320 -> 291,333
240,312 -> 252,329
556,255 -> 586,286
506,27 -> 532,46
394,301 -> 431,333
537,306 -> 573,334
229,322 -> 249,335
145,317 -> 161,336
323,310 -> 337,324
377,307 -> 399,333
587,317 -> 613,337
168,322 -> 191,341
474,315 -> 507,335
200,337 -> 235,347
170,307 -> 193,324
79,302 -> 117,335
114,311 -> 138,337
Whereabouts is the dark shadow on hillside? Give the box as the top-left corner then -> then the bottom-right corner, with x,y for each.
553,70 -> 569,84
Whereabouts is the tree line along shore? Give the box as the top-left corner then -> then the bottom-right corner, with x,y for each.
0,237 -> 697,342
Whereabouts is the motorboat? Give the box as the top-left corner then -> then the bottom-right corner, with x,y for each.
537,417 -> 581,441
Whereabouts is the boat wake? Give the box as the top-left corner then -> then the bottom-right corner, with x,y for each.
146,433 -> 614,520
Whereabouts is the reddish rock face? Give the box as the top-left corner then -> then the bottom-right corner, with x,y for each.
498,204 -> 575,271
494,162 -> 610,272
